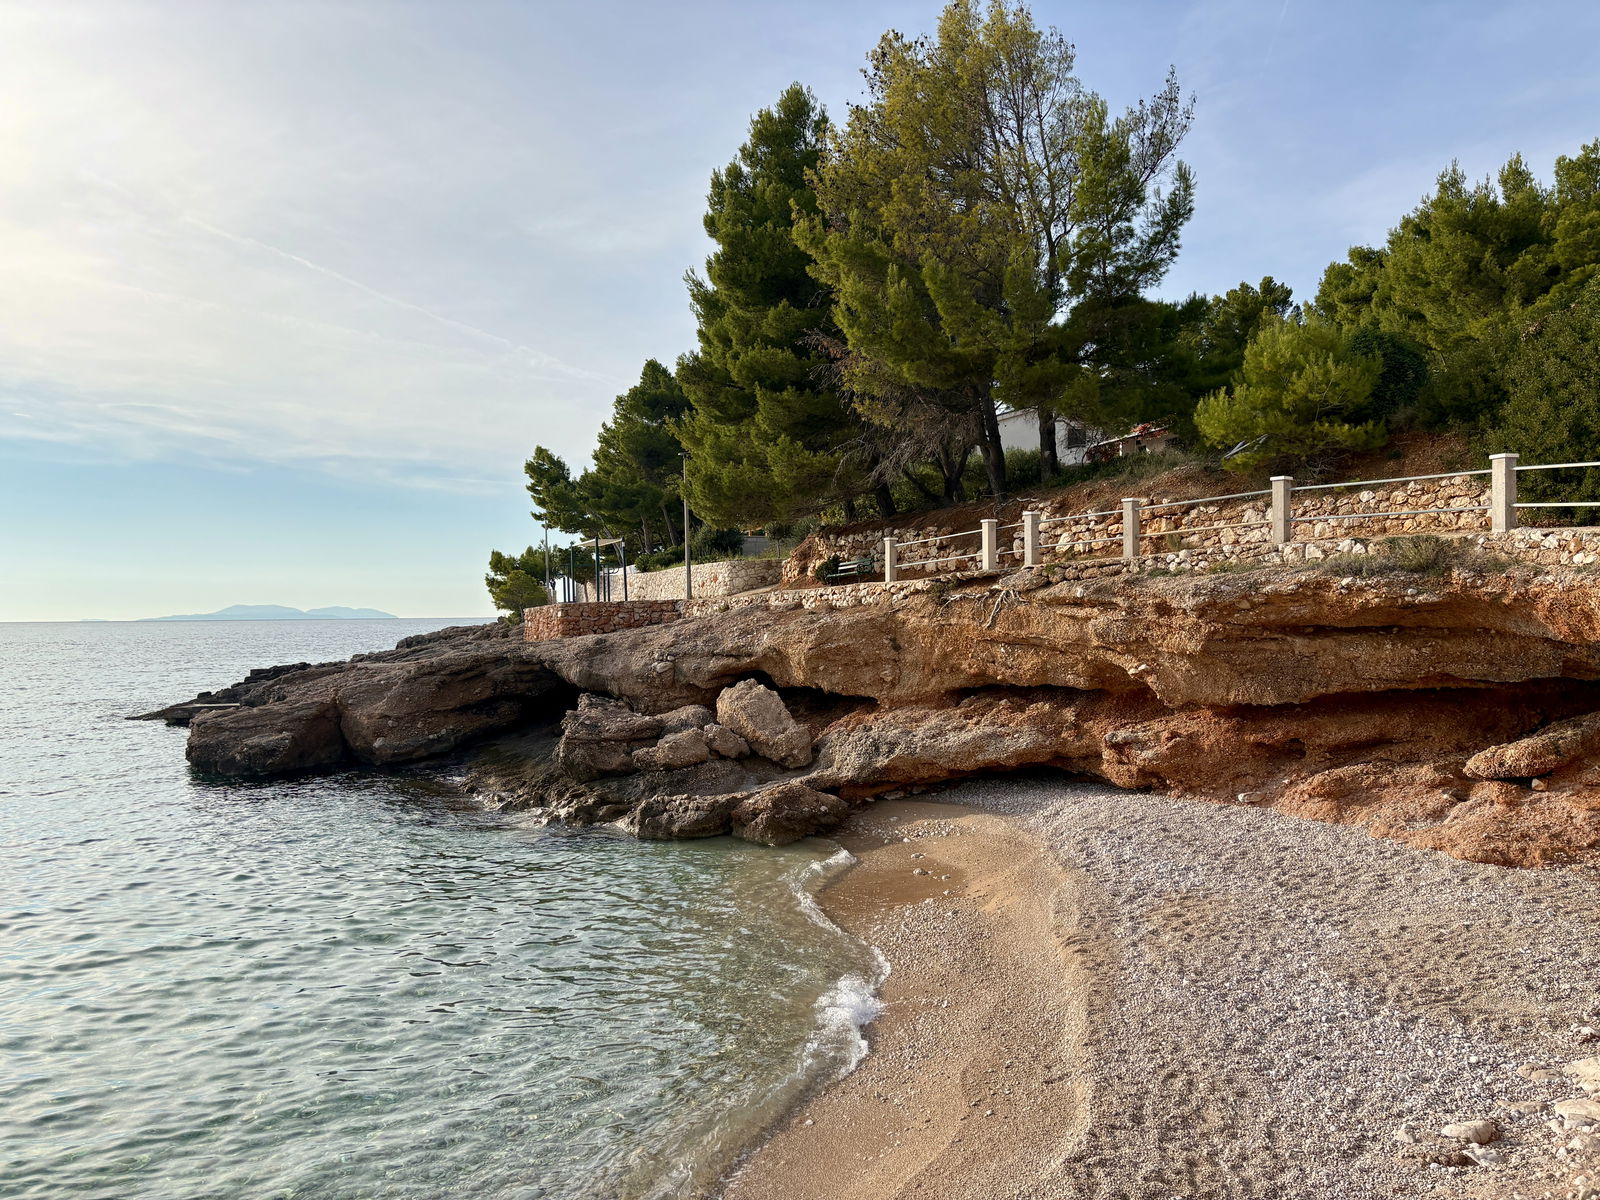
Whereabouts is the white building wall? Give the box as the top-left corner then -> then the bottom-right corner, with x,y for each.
996,409 -> 1101,465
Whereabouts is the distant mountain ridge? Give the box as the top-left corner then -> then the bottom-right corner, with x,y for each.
139,604 -> 398,622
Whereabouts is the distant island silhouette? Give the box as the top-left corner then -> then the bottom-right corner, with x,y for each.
137,605 -> 398,622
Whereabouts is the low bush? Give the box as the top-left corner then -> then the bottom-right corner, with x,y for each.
1318,534 -> 1507,577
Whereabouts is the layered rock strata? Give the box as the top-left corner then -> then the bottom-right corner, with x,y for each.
143,563 -> 1600,867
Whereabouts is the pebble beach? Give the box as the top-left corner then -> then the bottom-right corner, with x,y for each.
722,779 -> 1600,1200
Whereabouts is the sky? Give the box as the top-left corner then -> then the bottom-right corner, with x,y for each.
2,0 -> 1597,621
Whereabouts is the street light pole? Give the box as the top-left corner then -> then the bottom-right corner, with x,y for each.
681,453 -> 692,602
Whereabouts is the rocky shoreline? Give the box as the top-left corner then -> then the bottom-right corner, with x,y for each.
132,562 -> 1600,1196
140,560 -> 1600,870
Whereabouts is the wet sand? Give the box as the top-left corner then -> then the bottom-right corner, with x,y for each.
720,780 -> 1600,1200
722,798 -> 1088,1199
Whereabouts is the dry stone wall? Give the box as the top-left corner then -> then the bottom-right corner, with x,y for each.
784,473 -> 1492,583
719,523 -> 1600,621
576,558 -> 782,602
524,600 -> 683,641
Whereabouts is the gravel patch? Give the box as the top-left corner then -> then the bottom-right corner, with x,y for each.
957,776 -> 1600,1199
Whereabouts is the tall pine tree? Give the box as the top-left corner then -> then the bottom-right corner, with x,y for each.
801,0 -> 1194,496
676,85 -> 879,526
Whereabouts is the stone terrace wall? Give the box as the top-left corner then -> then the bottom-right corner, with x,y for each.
709,525 -> 1600,621
523,600 -> 683,642
524,526 -> 1600,636
575,558 -> 782,603
784,473 -> 1491,583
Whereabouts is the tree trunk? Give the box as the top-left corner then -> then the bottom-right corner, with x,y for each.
843,497 -> 858,522
873,482 -> 897,518
660,501 -> 678,548
977,394 -> 1007,497
903,468 -> 941,503
1038,408 -> 1059,478
941,446 -> 972,501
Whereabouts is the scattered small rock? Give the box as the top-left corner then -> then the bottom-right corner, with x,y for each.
1440,1118 -> 1500,1145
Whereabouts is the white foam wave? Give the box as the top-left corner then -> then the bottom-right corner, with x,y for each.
786,848 -> 891,1082
790,848 -> 856,934
805,962 -> 888,1078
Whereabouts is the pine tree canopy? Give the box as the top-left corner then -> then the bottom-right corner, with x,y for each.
525,360 -> 689,549
676,84 -> 866,527
800,0 -> 1195,497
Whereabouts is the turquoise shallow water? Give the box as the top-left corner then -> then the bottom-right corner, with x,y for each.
0,620 -> 873,1200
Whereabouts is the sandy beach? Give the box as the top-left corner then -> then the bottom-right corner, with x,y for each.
721,778 -> 1600,1200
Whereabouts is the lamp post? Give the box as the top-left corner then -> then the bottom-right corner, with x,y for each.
681,452 -> 692,602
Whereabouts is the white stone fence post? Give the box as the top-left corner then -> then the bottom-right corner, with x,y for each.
980,519 -> 1000,571
883,535 -> 898,583
1022,510 -> 1041,568
1270,475 -> 1294,545
1490,452 -> 1520,533
1121,498 -> 1142,563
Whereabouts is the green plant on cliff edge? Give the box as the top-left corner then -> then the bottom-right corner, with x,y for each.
1318,534 -> 1508,578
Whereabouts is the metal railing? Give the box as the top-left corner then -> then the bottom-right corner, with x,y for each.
817,451 -> 1583,586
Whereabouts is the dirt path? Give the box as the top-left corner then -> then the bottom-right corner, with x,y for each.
721,781 -> 1600,1200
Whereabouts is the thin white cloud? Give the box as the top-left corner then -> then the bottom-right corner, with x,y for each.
0,1 -> 664,492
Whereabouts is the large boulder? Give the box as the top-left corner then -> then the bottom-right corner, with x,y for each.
561,694 -> 664,742
187,700 -> 345,776
731,781 -> 848,846
716,680 -> 814,769
628,794 -> 740,839
632,728 -> 712,771
1466,711 -> 1600,780
555,695 -> 664,781
330,648 -> 562,765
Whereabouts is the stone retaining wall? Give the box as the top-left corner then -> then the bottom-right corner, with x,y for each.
784,473 -> 1491,583
532,525 -> 1600,634
709,526 -> 1600,619
523,600 -> 683,641
575,558 -> 782,602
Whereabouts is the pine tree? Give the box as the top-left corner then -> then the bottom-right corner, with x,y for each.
1495,281 -> 1600,506
1314,142 -> 1600,425
1195,314 -> 1385,472
676,85 -> 875,526
484,548 -> 551,621
801,0 -> 1194,496
524,360 -> 690,550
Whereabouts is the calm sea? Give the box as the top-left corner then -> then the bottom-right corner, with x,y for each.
0,619 -> 878,1200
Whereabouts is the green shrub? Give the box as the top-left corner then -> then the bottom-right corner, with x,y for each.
1003,449 -> 1044,489
632,546 -> 684,572
1196,314 -> 1386,473
1318,534 -> 1506,577
1490,281 -> 1600,521
692,526 -> 746,559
